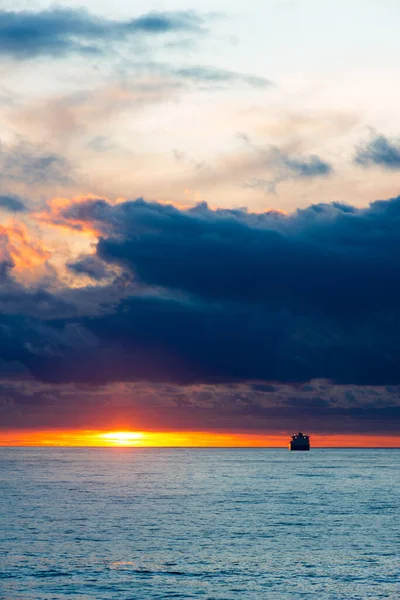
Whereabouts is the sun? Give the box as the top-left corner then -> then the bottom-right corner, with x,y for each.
100,431 -> 145,446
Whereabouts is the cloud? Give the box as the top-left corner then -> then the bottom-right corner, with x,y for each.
0,140 -> 71,185
237,137 -> 333,192
0,194 -> 26,212
2,194 -> 400,433
0,378 -> 399,434
8,66 -> 271,151
0,221 -> 50,279
354,133 -> 400,170
175,66 -> 271,88
34,195 -> 107,234
280,153 -> 333,178
67,255 -> 110,281
0,8 -> 206,59
4,194 -> 400,390
14,80 -> 184,144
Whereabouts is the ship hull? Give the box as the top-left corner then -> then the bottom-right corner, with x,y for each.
289,444 -> 310,451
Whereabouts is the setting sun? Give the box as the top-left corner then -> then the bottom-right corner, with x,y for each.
100,431 -> 145,446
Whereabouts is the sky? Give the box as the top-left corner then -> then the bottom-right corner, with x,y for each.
0,0 -> 400,445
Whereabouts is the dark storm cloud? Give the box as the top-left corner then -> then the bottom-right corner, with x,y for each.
1,195 -> 400,393
40,295 -> 286,385
0,8 -> 205,59
0,283 -> 77,319
0,194 -> 26,212
354,133 -> 400,169
84,198 -> 398,317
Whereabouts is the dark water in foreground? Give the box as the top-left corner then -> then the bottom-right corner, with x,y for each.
0,448 -> 399,599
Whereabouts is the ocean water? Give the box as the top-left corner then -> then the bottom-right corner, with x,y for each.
0,448 -> 399,600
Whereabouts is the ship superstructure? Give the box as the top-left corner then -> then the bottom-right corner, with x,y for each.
289,432 -> 310,451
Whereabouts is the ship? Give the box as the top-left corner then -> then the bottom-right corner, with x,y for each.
289,432 -> 310,451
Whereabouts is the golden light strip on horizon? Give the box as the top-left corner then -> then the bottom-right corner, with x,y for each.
0,430 -> 399,447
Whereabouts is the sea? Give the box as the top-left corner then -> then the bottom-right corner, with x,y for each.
0,448 -> 399,599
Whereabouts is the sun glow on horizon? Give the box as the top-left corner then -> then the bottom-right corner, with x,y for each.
0,430 -> 399,448
100,431 -> 145,446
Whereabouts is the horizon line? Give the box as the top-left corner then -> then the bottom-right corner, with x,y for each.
1,430 -> 399,448
1,445 -> 399,449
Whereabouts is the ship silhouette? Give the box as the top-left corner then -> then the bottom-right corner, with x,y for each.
289,432 -> 310,451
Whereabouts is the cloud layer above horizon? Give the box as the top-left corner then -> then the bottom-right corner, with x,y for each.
1,194 -> 400,434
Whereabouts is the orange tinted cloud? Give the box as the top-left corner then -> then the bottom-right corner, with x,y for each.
0,220 -> 50,281
34,194 -> 107,236
34,194 -> 196,243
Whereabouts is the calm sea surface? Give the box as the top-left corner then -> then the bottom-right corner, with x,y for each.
0,448 -> 399,599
